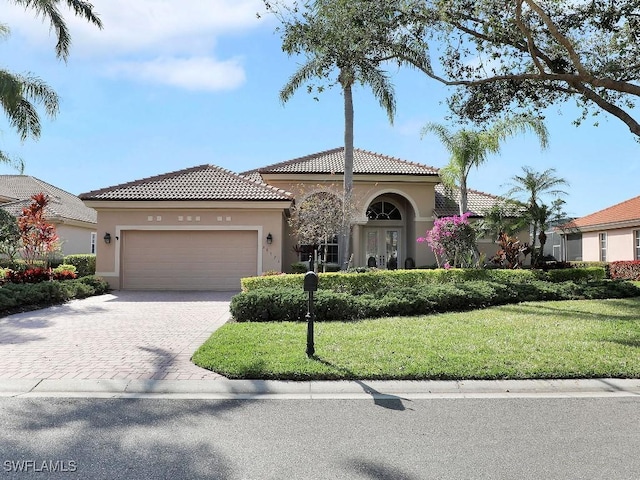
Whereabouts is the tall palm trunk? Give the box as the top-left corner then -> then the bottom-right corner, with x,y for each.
340,70 -> 354,270
459,175 -> 468,216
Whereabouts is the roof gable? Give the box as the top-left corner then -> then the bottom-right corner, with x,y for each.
565,194 -> 640,229
79,164 -> 292,202
245,147 -> 439,176
0,175 -> 96,224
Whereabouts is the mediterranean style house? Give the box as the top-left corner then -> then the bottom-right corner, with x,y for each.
0,175 -> 97,256
562,194 -> 640,262
80,148 -> 513,291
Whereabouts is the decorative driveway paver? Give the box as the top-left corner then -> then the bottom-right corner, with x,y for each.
0,291 -> 233,380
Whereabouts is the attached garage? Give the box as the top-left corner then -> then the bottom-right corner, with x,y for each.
121,229 -> 258,291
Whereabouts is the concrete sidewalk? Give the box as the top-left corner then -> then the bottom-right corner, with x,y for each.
1,378 -> 639,399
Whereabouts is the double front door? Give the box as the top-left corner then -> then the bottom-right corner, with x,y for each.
365,228 -> 401,269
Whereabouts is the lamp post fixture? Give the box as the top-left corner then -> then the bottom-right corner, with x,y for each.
303,271 -> 318,357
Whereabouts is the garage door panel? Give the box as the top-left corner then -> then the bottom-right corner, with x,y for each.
122,230 -> 258,290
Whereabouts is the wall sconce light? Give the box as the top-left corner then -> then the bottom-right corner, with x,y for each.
103,232 -> 112,244
266,233 -> 273,244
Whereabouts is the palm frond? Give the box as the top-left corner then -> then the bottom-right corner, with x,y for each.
280,58 -> 327,104
358,65 -> 395,123
10,0 -> 102,60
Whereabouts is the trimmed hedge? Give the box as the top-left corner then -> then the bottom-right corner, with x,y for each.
569,261 -> 610,278
241,267 -> 607,294
230,279 -> 640,322
610,261 -> 640,281
0,275 -> 110,315
64,254 -> 96,277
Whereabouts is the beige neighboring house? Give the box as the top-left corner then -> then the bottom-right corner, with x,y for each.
563,194 -> 640,262
0,175 -> 97,256
80,147 -> 516,291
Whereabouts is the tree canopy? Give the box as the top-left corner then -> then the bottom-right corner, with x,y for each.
422,115 -> 548,215
412,0 -> 640,139
1,0 -> 102,166
267,0 -> 429,269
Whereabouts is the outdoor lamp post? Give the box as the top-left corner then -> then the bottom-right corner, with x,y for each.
304,271 -> 318,357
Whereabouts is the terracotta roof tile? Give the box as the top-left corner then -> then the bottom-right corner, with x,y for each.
564,194 -> 640,229
435,184 -> 509,217
244,147 -> 439,176
79,164 -> 292,202
0,175 -> 96,224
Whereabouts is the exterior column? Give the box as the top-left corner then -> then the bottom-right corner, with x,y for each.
351,223 -> 361,268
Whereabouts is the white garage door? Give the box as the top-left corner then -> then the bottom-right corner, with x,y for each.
121,230 -> 258,291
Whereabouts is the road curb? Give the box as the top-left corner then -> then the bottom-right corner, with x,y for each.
1,378 -> 639,399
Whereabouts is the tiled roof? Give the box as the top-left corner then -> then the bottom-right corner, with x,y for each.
245,147 -> 439,176
435,184 -> 510,218
0,175 -> 96,224
79,164 -> 292,201
563,194 -> 640,229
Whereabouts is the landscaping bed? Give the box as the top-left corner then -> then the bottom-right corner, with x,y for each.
0,276 -> 110,317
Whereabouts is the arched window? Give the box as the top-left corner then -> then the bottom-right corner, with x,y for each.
366,201 -> 401,220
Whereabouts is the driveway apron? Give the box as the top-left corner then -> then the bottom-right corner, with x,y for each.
0,291 -> 233,380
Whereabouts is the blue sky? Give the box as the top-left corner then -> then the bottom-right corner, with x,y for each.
1,0 -> 638,218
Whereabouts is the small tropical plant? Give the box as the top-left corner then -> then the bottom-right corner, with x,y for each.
491,232 -> 529,269
17,193 -> 59,267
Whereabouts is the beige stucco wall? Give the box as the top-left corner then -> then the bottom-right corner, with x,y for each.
264,174 -> 440,271
56,224 -> 96,256
87,202 -> 288,289
582,228 -> 636,261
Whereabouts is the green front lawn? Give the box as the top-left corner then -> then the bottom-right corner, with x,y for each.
192,297 -> 640,380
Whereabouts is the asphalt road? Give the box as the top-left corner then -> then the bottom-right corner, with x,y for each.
1,396 -> 639,479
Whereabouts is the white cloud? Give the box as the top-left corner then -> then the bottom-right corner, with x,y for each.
3,0 -> 267,91
110,56 -> 246,91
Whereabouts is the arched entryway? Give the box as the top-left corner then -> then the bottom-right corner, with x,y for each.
361,194 -> 415,269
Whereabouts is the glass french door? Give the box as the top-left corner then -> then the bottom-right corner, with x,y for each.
365,229 -> 400,269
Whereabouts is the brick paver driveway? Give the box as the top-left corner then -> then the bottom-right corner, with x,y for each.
0,291 -> 233,380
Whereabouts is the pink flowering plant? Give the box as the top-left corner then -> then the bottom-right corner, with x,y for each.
417,212 -> 477,268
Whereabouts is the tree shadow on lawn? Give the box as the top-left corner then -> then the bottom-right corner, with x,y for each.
496,299 -> 640,322
310,355 -> 410,412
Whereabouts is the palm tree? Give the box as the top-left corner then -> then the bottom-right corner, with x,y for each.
422,116 -> 549,216
1,1 -> 102,167
274,0 -> 429,269
506,167 -> 569,266
10,0 -> 103,60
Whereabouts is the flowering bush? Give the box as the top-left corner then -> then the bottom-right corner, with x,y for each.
610,261 -> 640,281
5,267 -> 51,284
417,213 -> 477,267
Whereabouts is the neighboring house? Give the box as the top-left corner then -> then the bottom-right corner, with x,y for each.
0,175 -> 97,256
80,148 -> 520,291
562,195 -> 640,262
542,218 -> 580,261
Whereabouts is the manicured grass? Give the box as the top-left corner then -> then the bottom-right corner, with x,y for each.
192,297 -> 640,380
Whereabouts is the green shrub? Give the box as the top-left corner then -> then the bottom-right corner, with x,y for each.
543,267 -> 606,282
229,279 -> 640,322
0,276 -> 110,314
291,262 -> 309,274
64,254 -> 96,277
241,268 -> 607,296
570,261 -> 610,278
53,264 -> 77,275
